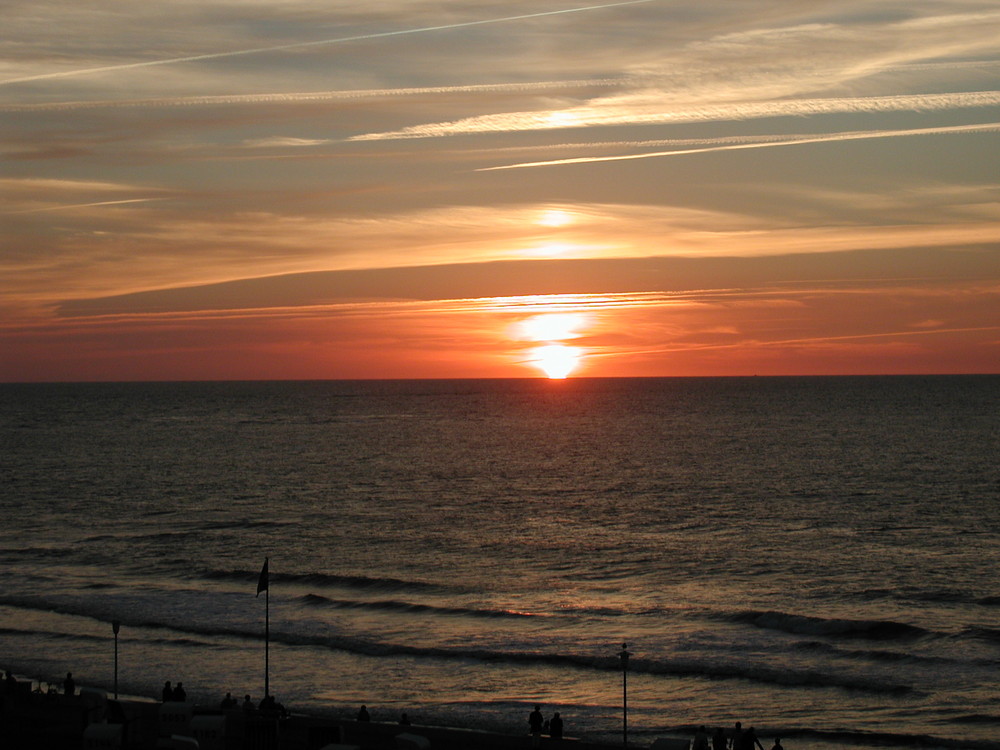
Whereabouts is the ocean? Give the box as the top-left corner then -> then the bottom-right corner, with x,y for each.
2,376 -> 999,750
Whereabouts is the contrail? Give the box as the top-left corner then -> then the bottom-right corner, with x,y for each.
477,122 -> 1000,170
3,198 -> 162,215
1,79 -> 623,113
0,0 -> 657,86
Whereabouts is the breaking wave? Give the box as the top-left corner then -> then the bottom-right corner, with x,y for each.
299,593 -> 539,619
728,610 -> 930,641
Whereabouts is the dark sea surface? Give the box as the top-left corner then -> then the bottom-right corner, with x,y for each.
2,376 -> 999,750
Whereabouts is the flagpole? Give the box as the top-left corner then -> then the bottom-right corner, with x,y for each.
265,582 -> 270,699
257,557 -> 270,700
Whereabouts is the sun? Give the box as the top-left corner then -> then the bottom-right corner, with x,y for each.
530,344 -> 582,379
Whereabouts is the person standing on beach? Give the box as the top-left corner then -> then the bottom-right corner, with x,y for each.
743,727 -> 764,750
529,705 -> 545,747
172,682 -> 187,702
549,712 -> 564,740
729,722 -> 743,750
693,725 -> 710,750
771,738 -> 783,750
63,672 -> 75,696
357,705 -> 371,722
162,681 -> 173,702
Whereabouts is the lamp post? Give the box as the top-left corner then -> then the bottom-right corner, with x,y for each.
112,621 -> 120,699
618,643 -> 631,750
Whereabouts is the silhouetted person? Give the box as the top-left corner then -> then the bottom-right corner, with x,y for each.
729,722 -> 743,750
162,682 -> 173,702
220,692 -> 237,709
549,712 -> 564,740
771,738 -> 784,750
529,705 -> 544,747
529,705 -> 544,733
713,727 -> 728,750
399,712 -> 411,725
63,673 -> 75,696
243,695 -> 255,714
259,694 -> 285,716
693,726 -> 709,750
357,705 -> 370,722
172,682 -> 186,702
743,727 -> 764,750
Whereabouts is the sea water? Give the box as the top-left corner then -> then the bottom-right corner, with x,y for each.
2,376 -> 999,750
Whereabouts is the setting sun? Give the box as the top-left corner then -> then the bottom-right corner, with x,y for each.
530,344 -> 582,379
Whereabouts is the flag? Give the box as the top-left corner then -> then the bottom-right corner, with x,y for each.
256,558 -> 269,597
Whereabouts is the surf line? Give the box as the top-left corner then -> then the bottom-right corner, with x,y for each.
1,0 -> 658,86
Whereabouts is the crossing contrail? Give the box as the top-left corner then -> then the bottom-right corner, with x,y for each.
0,0 -> 656,86
477,122 -> 1000,170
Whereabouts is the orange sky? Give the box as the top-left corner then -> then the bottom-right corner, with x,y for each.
2,1 -> 999,380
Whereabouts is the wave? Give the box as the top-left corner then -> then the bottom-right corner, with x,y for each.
844,589 -> 1000,610
0,596 -> 914,696
728,610 -> 930,641
199,568 -> 456,594
299,593 -> 539,619
0,625 -> 109,644
962,626 -> 1000,643
948,714 -> 1000,726
793,639 -> 997,668
1,545 -> 78,559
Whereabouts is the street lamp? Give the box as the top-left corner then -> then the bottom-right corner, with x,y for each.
618,643 -> 632,750
112,621 -> 120,699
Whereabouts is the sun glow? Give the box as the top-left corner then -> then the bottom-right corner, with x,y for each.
530,344 -> 582,379
509,309 -> 591,378
537,209 -> 574,227
517,312 -> 586,341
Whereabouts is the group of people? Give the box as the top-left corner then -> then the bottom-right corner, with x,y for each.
528,705 -> 565,742
355,704 -> 412,726
692,722 -> 782,750
161,680 -> 187,702
217,691 -> 287,716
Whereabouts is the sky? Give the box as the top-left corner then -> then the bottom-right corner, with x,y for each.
2,0 -> 999,380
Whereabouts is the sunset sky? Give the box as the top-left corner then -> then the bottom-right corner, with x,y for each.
3,0 -> 999,380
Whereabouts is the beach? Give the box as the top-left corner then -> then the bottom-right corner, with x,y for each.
1,670 -> 650,750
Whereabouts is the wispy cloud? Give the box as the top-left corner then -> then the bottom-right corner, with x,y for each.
352,90 -> 1000,141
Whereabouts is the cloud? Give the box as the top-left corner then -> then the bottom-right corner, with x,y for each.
239,136 -> 334,148
51,245 -> 1000,318
352,91 -> 1000,141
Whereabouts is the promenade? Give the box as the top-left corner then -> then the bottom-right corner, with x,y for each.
0,678 -> 640,750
